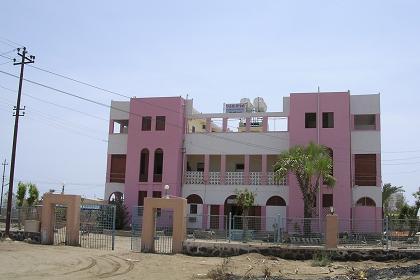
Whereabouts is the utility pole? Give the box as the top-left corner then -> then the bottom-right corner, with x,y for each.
1,159 -> 8,213
5,47 -> 35,236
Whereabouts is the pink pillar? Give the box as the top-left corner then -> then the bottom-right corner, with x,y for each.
220,155 -> 226,184
202,204 -> 208,229
262,117 -> 268,132
261,154 -> 267,185
245,117 -> 251,132
261,206 -> 266,231
219,205 -> 225,230
106,154 -> 111,182
206,118 -> 211,132
244,155 -> 250,185
223,118 -> 228,132
204,154 -> 210,184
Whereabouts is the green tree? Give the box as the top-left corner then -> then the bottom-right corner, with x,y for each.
26,183 -> 39,206
235,189 -> 256,241
396,191 -> 420,237
274,142 -> 335,218
16,182 -> 27,207
382,183 -> 404,216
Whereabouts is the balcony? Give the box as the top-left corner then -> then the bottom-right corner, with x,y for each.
249,172 -> 262,185
185,171 -> 204,184
209,172 -> 220,185
225,172 -> 244,185
267,172 -> 287,185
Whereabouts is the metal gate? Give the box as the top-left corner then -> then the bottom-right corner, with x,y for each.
54,205 -> 67,245
79,204 -> 116,250
153,209 -> 173,254
131,206 -> 173,254
53,204 -> 116,250
131,206 -> 143,252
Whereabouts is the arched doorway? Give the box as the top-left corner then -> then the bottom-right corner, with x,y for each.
266,195 -> 287,231
186,194 -> 203,229
108,191 -> 124,203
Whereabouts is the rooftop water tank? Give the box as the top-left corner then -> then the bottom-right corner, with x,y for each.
253,97 -> 267,112
240,98 -> 254,112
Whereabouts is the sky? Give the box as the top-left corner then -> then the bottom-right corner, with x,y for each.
0,1 -> 419,203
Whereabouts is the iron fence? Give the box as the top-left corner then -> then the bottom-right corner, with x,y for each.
186,214 -> 325,245
131,206 -> 143,252
338,219 -> 386,248
388,218 -> 420,249
0,206 -> 42,231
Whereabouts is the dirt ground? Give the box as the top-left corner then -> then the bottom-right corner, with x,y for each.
0,238 -> 419,280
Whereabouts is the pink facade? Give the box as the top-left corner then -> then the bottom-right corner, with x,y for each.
123,97 -> 185,214
289,92 -> 352,221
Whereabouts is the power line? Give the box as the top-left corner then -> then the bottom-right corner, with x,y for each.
0,84 -> 108,121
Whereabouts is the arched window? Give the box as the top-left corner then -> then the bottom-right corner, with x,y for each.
356,197 -> 376,207
186,194 -> 203,204
266,196 -> 286,206
108,191 -> 123,203
139,149 -> 149,182
153,148 -> 163,182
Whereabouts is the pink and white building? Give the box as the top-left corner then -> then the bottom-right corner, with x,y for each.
105,92 -> 382,231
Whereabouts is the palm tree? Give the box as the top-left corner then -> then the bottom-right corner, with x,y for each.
382,183 -> 404,217
274,142 -> 335,234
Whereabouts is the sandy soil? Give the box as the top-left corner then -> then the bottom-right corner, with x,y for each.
0,238 -> 419,280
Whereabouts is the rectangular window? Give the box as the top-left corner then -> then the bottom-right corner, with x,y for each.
354,114 -> 376,130
152,191 -> 162,198
322,112 -> 334,128
355,154 -> 377,186
156,116 -> 166,131
209,205 -> 219,229
196,162 -> 204,172
142,116 -> 152,131
235,164 -> 244,171
112,120 -> 129,134
322,194 -> 333,207
190,204 -> 198,214
305,113 -> 317,128
138,191 -> 147,206
110,155 -> 126,183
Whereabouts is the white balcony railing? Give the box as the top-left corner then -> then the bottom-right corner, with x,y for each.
267,172 -> 287,185
249,172 -> 261,185
209,172 -> 220,185
185,171 -> 204,184
225,172 -> 244,185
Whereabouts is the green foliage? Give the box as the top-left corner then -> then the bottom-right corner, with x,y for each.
16,182 -> 27,207
382,183 -> 404,216
312,252 -> 332,267
274,142 -> 335,219
26,183 -> 39,206
234,189 -> 256,216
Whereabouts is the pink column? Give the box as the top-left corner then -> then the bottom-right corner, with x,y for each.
223,118 -> 228,132
220,155 -> 226,184
261,206 -> 266,231
219,204 -> 225,230
261,154 -> 267,185
204,154 -> 210,184
106,154 -> 111,183
244,155 -> 250,185
202,204 -> 208,229
246,117 -> 251,132
206,118 -> 211,132
262,117 -> 268,132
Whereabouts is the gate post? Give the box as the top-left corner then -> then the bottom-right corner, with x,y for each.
228,212 -> 232,242
325,214 -> 338,249
276,214 -> 281,243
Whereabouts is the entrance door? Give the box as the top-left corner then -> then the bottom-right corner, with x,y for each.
153,208 -> 173,253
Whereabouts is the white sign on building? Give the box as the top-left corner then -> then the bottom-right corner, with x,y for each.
225,103 -> 246,113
